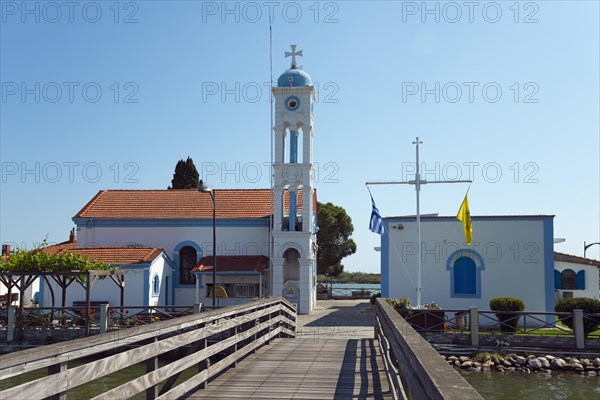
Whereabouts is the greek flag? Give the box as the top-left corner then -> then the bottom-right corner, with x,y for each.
369,194 -> 385,235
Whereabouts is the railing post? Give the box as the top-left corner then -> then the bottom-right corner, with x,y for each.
573,309 -> 585,349
146,337 -> 159,400
469,307 -> 479,346
267,305 -> 272,345
99,304 -> 109,334
198,326 -> 209,389
47,362 -> 68,400
6,305 -> 16,342
193,303 -> 203,314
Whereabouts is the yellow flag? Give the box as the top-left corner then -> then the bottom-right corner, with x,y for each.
456,194 -> 472,246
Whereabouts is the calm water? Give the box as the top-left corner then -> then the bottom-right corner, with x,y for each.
461,370 -> 600,399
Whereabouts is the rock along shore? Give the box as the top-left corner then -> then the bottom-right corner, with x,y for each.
446,354 -> 600,376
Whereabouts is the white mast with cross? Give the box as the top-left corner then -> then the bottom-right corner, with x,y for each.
366,137 -> 472,307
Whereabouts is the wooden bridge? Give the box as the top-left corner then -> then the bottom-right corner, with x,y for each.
0,298 -> 482,399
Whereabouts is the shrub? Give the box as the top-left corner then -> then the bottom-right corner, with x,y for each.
489,297 -> 525,333
423,301 -> 442,310
386,297 -> 411,310
386,297 -> 412,318
555,297 -> 600,338
369,292 -> 381,305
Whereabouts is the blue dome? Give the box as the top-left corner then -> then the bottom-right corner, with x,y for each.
277,69 -> 312,87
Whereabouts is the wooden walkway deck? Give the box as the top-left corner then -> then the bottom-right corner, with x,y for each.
189,300 -> 393,400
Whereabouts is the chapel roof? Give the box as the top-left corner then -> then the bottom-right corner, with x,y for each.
554,251 -> 600,267
74,189 -> 314,220
54,247 -> 165,265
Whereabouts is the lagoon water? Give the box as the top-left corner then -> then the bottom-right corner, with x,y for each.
461,369 -> 600,399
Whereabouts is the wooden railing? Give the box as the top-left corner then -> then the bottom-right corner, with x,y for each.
374,298 -> 483,400
0,297 -> 296,399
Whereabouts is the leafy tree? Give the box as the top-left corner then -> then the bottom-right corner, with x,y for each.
0,239 -> 111,274
316,201 -> 357,277
169,157 -> 201,189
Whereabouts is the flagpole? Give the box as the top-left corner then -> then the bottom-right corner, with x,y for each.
366,137 -> 472,308
414,137 -> 423,307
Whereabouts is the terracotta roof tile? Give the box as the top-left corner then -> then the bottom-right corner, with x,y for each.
192,255 -> 268,273
74,189 -> 310,220
554,252 -> 600,267
57,247 -> 164,265
43,240 -> 77,255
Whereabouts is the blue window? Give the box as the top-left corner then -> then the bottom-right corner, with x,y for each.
152,274 -> 160,297
454,257 -> 476,295
447,249 -> 484,298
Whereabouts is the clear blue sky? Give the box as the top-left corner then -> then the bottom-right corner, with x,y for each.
1,1 -> 599,272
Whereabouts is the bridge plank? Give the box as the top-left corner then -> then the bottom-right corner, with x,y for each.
188,337 -> 393,399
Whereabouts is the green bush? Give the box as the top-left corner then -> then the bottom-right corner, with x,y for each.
386,297 -> 411,309
490,297 -> 525,333
555,297 -> 600,338
369,292 -> 381,305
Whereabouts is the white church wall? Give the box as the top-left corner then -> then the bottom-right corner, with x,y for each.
149,256 -> 172,307
75,223 -> 270,261
382,217 -> 554,318
555,261 -> 600,300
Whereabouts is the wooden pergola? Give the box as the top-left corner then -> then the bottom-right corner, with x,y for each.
0,270 -> 125,339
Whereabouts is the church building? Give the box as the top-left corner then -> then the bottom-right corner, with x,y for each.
379,214 -> 599,320
36,45 -> 319,314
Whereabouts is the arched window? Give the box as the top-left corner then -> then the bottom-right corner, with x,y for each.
454,256 -> 476,295
179,246 -> 197,285
561,269 -> 576,290
152,274 -> 160,297
283,248 -> 301,282
447,249 -> 484,298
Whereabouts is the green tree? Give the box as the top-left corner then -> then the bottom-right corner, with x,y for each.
169,157 -> 201,189
316,201 -> 357,277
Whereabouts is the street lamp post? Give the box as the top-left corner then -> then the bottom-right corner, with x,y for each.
199,184 -> 216,309
584,241 -> 600,259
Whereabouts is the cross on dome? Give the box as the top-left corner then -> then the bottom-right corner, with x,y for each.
285,44 -> 303,69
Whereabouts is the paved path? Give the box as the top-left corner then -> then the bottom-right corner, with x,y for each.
188,300 -> 393,399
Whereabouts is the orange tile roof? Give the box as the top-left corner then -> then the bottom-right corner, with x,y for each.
554,252 -> 600,267
192,255 -> 268,273
74,189 -> 316,219
43,240 -> 77,255
56,247 -> 164,265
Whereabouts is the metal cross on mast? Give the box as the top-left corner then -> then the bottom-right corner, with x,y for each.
366,137 -> 472,307
285,44 -> 303,69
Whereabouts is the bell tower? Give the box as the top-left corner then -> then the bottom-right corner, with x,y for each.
271,45 -> 317,314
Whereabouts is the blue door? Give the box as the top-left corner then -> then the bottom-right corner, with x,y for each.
454,257 -> 476,295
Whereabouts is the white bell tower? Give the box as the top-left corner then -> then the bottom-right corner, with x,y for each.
271,45 -> 317,314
